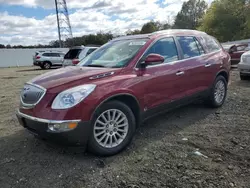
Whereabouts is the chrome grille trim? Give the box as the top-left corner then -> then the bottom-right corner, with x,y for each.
20,82 -> 47,109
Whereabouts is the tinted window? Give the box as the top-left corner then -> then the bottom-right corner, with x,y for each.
203,36 -> 221,53
194,38 -> 205,55
177,36 -> 201,59
64,49 -> 82,59
50,53 -> 60,57
144,37 -> 178,64
87,48 -> 97,55
43,53 -> 51,57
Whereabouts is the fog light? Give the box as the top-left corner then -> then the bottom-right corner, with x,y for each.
48,122 -> 78,132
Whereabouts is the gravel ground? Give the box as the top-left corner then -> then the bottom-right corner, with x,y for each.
0,67 -> 250,188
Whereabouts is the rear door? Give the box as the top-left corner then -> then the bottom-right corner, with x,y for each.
175,36 -> 209,96
136,37 -> 187,110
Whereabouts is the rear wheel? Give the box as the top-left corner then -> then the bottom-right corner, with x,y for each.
43,62 -> 51,69
88,101 -> 136,156
205,75 -> 227,108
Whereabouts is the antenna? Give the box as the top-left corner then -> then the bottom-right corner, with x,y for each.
55,0 -> 73,47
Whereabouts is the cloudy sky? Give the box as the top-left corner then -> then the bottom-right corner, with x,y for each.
0,0 -> 212,45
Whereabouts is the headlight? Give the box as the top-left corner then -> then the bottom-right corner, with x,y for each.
52,84 -> 96,109
241,55 -> 247,62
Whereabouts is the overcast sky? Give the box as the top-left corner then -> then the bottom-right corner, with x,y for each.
0,0 -> 212,45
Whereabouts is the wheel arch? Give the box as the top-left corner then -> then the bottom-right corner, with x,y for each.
43,61 -> 52,65
216,70 -> 229,83
91,93 -> 142,127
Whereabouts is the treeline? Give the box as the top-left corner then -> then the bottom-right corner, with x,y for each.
1,0 -> 249,49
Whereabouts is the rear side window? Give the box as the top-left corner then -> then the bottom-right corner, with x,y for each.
43,53 -> 51,57
144,37 -> 179,64
64,49 -> 82,59
50,53 -> 60,57
202,36 -> 221,53
176,36 -> 201,59
87,48 -> 97,55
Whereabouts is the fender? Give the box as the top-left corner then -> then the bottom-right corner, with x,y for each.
215,69 -> 229,82
90,92 -> 141,120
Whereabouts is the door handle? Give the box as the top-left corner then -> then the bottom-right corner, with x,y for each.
176,71 -> 185,76
205,63 -> 211,68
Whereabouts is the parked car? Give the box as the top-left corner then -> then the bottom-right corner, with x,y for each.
226,43 -> 249,65
17,29 -> 230,156
33,51 -> 65,69
62,46 -> 99,66
238,50 -> 250,80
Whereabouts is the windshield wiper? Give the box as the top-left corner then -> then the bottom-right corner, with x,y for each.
86,64 -> 106,68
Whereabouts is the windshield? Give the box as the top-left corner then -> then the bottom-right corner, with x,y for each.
78,39 -> 148,68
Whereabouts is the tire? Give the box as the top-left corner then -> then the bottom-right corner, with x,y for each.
88,100 -> 136,156
240,75 -> 248,80
40,65 -> 44,69
205,75 -> 227,108
43,62 -> 51,69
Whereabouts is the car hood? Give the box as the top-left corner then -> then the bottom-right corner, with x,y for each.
30,66 -> 121,90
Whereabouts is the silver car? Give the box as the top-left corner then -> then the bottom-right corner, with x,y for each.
33,51 -> 65,69
62,46 -> 99,66
238,49 -> 250,80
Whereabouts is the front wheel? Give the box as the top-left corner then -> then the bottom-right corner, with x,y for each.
205,75 -> 227,108
88,101 -> 136,156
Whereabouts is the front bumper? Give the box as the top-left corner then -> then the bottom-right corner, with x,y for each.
16,110 -> 91,146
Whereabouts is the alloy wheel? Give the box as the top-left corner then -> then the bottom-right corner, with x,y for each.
214,80 -> 226,104
93,109 -> 129,148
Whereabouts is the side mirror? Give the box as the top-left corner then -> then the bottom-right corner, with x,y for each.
142,53 -> 164,67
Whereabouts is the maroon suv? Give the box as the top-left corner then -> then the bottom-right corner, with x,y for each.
16,29 -> 231,156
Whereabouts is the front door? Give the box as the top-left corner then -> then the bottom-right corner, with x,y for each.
135,37 -> 187,111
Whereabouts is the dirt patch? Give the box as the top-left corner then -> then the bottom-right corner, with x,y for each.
0,67 -> 249,188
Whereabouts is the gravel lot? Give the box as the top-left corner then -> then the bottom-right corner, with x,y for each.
0,67 -> 250,188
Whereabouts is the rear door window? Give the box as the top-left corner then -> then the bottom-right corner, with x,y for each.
176,36 -> 201,59
50,53 -> 60,57
43,53 -> 51,57
64,49 -> 82,59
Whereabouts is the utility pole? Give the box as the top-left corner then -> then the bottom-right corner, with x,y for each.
54,0 -> 73,48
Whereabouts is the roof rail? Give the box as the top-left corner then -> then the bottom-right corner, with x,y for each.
152,29 -> 207,35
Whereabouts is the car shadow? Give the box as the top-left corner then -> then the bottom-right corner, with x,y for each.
0,101 -> 216,187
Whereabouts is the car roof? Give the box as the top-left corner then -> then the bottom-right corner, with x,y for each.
69,45 -> 99,50
36,50 -> 64,53
69,46 -> 85,49
112,29 -> 208,41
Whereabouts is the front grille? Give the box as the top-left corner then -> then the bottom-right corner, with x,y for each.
20,83 -> 46,106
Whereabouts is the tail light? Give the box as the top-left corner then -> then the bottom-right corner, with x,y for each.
72,59 -> 80,65
36,56 -> 41,59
